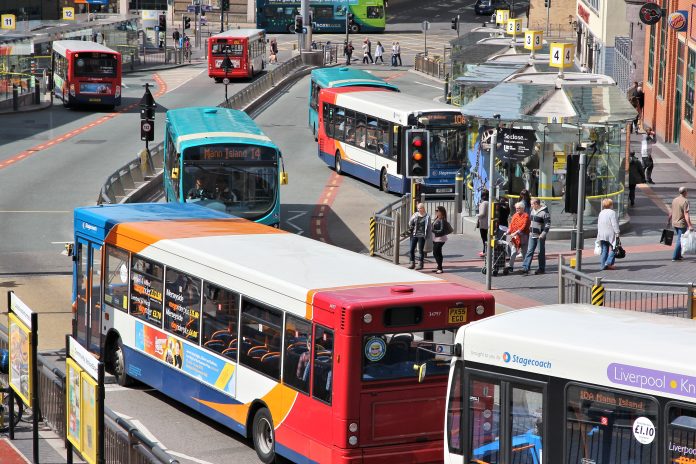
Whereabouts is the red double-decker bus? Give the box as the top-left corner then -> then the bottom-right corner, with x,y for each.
51,40 -> 122,110
208,29 -> 266,81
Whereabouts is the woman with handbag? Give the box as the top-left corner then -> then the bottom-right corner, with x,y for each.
597,198 -> 621,270
431,206 -> 452,274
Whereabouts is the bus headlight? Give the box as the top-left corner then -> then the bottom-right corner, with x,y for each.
348,435 -> 358,446
115,85 -> 121,98
475,305 -> 485,315
348,422 -> 358,433
69,84 -> 76,97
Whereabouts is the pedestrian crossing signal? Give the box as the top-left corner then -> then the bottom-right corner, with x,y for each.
184,16 -> 191,29
221,0 -> 229,11
451,17 -> 458,30
294,15 -> 303,33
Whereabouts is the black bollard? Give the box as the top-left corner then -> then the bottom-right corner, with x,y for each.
34,77 -> 40,104
12,84 -> 18,111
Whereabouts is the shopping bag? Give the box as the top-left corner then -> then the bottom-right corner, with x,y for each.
593,240 -> 601,256
660,229 -> 674,246
681,230 -> 696,255
614,238 -> 626,259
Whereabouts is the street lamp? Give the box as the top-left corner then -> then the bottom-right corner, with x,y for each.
221,52 -> 232,103
140,83 -> 156,169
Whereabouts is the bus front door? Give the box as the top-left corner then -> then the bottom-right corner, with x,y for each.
75,239 -> 103,354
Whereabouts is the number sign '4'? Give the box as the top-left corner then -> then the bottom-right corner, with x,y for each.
549,42 -> 575,69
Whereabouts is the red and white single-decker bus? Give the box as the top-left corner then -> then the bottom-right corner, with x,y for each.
51,40 -> 122,109
208,29 -> 266,81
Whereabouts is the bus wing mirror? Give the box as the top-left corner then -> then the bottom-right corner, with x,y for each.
414,363 -> 427,383
280,171 -> 288,185
65,242 -> 74,258
171,167 -> 179,180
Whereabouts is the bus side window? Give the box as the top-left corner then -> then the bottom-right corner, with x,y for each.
283,315 -> 311,394
511,385 -> 543,463
312,325 -> 333,404
668,405 -> 696,462
103,245 -> 129,312
391,124 -> 401,162
447,361 -> 463,454
239,298 -> 282,380
310,82 -> 318,110
201,283 -> 239,357
344,110 -> 356,145
355,113 -> 367,148
366,117 -> 378,153
323,103 -> 333,137
469,376 -> 501,463
334,108 -> 345,142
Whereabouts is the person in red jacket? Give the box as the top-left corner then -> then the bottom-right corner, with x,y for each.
506,202 -> 529,273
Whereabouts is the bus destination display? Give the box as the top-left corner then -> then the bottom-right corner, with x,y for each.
185,145 -> 276,162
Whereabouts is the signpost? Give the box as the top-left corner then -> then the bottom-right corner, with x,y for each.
7,291 -> 39,462
422,20 -> 430,57
65,335 -> 105,464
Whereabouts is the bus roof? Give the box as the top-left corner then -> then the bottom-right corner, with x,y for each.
322,88 -> 458,125
210,29 -> 265,39
166,107 -> 279,153
75,203 -> 449,316
311,67 -> 398,91
52,40 -> 120,56
459,304 -> 696,401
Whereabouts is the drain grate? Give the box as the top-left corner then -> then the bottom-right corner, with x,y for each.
74,139 -> 107,144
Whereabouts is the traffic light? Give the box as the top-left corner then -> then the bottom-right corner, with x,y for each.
158,14 -> 166,32
544,0 -> 551,7
451,17 -> 458,30
405,129 -> 430,178
348,13 -> 355,27
221,0 -> 229,11
294,14 -> 303,33
184,16 -> 191,29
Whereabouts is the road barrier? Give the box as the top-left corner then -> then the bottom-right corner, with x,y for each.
98,55 -> 307,205
557,255 -> 695,317
0,328 -> 179,463
414,50 -> 451,80
370,195 -> 411,263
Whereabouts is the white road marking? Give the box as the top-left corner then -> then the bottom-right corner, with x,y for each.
167,450 -> 217,464
415,81 -> 443,90
127,418 -> 217,464
285,210 -> 307,235
166,68 -> 207,93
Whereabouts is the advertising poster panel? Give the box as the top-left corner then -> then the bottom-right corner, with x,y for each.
8,313 -> 32,407
66,358 -> 82,449
81,373 -> 98,464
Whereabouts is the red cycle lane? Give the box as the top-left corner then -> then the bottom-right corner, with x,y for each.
0,438 -> 31,464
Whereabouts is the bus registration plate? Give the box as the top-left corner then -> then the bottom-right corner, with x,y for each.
448,307 -> 467,324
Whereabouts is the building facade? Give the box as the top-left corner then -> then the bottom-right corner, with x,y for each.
575,0 -> 629,76
642,0 -> 696,162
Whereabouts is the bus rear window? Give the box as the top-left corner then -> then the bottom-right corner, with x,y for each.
73,54 -> 117,77
362,329 -> 455,381
212,43 -> 243,56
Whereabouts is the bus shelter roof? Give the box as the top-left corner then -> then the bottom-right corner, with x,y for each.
454,63 -> 524,88
459,80 -> 637,124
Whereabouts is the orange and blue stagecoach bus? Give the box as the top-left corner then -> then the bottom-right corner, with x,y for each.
71,202 -> 494,463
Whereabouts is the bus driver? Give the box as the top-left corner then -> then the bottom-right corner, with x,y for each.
187,176 -> 213,200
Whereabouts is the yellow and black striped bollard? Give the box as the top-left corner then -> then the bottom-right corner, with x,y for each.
369,216 -> 376,256
591,284 -> 605,306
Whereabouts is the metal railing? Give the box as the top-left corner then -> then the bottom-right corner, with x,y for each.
1,327 -> 179,463
414,51 -> 451,80
220,55 -> 303,110
557,255 -> 695,317
370,194 -> 411,263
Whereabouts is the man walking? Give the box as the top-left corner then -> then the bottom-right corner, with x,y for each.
628,151 -> 645,207
344,41 -> 354,65
669,187 -> 693,261
641,129 -> 655,184
407,203 -> 432,270
365,37 -> 374,63
172,28 -> 180,48
394,41 -> 402,66
521,198 -> 551,275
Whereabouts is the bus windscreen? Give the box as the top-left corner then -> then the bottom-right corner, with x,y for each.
211,43 -> 243,56
73,53 -> 118,77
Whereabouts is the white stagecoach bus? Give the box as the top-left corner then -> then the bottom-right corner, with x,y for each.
443,304 -> 696,464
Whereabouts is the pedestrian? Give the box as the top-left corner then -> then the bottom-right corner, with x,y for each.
344,41 -> 354,65
391,41 -> 397,66
628,151 -> 645,207
627,81 -> 640,133
668,186 -> 693,261
172,28 -> 180,48
506,202 -> 529,273
158,30 -> 165,48
365,37 -> 374,63
431,206 -> 451,273
270,38 -> 278,55
521,198 -> 551,275
636,83 -> 645,129
362,41 -> 370,64
597,198 -> 620,270
375,41 -> 384,64
518,188 -> 532,255
407,203 -> 432,270
641,129 -> 655,184
476,190 -> 490,258
395,41 -> 402,66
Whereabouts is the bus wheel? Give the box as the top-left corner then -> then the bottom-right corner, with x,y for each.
380,168 -> 389,192
252,407 -> 276,464
335,152 -> 343,175
110,337 -> 132,387
287,24 -> 295,33
350,24 -> 360,33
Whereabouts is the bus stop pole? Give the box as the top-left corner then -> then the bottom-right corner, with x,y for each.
486,118 -> 500,291
575,152 -> 587,271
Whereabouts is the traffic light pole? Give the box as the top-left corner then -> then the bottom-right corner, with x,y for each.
486,122 -> 499,291
575,152 -> 587,271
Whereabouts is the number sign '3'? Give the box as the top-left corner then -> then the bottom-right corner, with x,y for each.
524,30 -> 543,51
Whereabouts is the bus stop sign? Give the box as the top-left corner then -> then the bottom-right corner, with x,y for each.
141,119 -> 154,141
